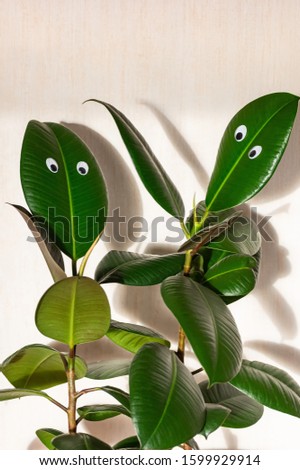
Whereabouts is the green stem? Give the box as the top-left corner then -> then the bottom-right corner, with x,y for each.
72,260 -> 77,276
180,220 -> 190,239
67,346 -> 77,434
177,250 -> 193,362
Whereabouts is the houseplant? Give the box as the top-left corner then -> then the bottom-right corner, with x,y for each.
1,92 -> 300,450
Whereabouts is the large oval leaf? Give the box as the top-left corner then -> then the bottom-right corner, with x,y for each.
206,93 -> 299,211
1,344 -> 86,390
0,388 -> 49,401
36,428 -> 63,450
130,343 -> 205,449
95,251 -> 185,285
86,358 -> 132,380
20,121 -> 107,260
101,386 -> 131,412
88,100 -> 185,220
106,320 -> 170,353
113,435 -> 140,450
200,380 -> 264,429
230,360 -> 300,417
161,276 -> 242,384
52,433 -> 111,450
77,404 -> 130,421
35,277 -> 110,347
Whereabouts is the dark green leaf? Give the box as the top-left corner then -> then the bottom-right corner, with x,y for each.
230,360 -> 300,418
52,433 -> 111,450
200,380 -> 264,429
200,404 -> 231,438
101,386 -> 131,412
35,277 -> 110,347
0,388 -> 49,401
87,100 -> 185,220
95,251 -> 185,285
86,358 -> 132,380
77,404 -> 130,421
130,343 -> 206,449
36,428 -> 63,450
20,121 -> 107,260
106,320 -> 170,353
185,200 -> 238,236
206,93 -> 299,211
113,435 -> 140,450
10,204 -> 66,282
1,344 -> 86,390
161,276 -> 242,384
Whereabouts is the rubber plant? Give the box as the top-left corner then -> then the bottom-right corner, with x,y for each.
0,93 -> 299,450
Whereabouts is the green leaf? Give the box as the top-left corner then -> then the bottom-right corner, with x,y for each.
1,344 -> 86,390
77,404 -> 131,421
95,251 -> 185,285
113,435 -> 140,450
101,386 -> 131,412
86,358 -> 132,380
185,200 -> 238,236
20,121 -> 107,260
52,433 -> 111,450
130,343 -> 206,449
203,254 -> 257,297
88,100 -> 185,220
35,277 -> 110,347
161,276 -> 242,384
200,380 -> 264,429
10,204 -> 66,282
206,93 -> 299,211
36,428 -> 63,450
0,388 -> 49,401
230,360 -> 300,418
106,320 -> 170,353
200,404 -> 231,438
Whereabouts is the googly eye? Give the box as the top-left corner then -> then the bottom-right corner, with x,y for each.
234,125 -> 247,142
46,158 -> 59,173
248,145 -> 262,159
76,161 -> 89,175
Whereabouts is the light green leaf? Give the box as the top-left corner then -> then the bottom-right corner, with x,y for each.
231,360 -> 300,418
36,428 -> 63,450
161,276 -> 242,384
95,251 -> 185,285
130,343 -> 206,449
35,277 -> 110,347
86,358 -> 132,380
20,121 -> 107,260
0,388 -> 49,401
87,100 -> 185,220
1,344 -> 86,390
200,380 -> 264,429
200,404 -> 231,438
106,320 -> 170,353
206,93 -> 299,211
52,433 -> 111,450
77,404 -> 131,421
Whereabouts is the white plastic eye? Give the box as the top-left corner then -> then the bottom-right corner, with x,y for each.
248,145 -> 262,159
46,158 -> 59,173
76,161 -> 89,175
234,125 -> 247,142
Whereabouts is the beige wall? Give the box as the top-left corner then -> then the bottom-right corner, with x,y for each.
1,0 -> 300,449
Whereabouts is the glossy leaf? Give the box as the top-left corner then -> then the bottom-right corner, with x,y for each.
52,433 -> 111,450
200,380 -> 264,429
231,360 -> 300,417
88,100 -> 185,220
185,200 -> 238,236
86,358 -> 132,380
0,388 -> 49,401
77,404 -> 130,421
106,320 -> 170,353
200,404 -> 231,438
36,428 -> 63,450
101,386 -> 131,412
10,204 -> 66,282
20,120 -> 107,260
203,254 -> 257,297
2,344 -> 86,390
161,276 -> 242,384
35,277 -> 110,347
113,435 -> 140,450
95,250 -> 185,285
206,93 -> 299,211
130,343 -> 206,449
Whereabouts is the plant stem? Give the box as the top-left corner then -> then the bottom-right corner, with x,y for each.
67,346 -> 77,434
177,250 -> 193,362
46,396 -> 68,413
72,259 -> 77,276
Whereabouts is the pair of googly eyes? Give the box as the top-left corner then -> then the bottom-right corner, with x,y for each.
46,158 -> 89,175
234,125 -> 262,159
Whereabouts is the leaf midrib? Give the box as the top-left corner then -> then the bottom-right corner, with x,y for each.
203,266 -> 253,284
23,350 -> 61,388
68,278 -> 78,347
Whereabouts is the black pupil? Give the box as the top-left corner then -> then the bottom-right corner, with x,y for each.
79,166 -> 86,174
249,150 -> 256,157
236,132 -> 243,140
50,164 -> 57,172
